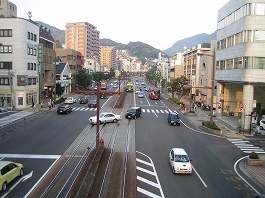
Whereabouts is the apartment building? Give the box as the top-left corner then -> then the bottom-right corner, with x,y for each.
169,52 -> 183,80
101,46 -> 117,72
0,17 -> 40,110
65,22 -> 100,63
216,0 -> 265,130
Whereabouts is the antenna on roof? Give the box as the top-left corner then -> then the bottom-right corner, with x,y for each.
27,11 -> 32,20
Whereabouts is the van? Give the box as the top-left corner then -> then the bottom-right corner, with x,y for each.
125,107 -> 142,119
167,111 -> 181,126
169,148 -> 192,174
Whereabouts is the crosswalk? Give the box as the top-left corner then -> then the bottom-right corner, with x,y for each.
227,138 -> 265,154
71,107 -> 174,114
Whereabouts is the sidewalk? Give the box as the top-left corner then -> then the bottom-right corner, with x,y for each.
170,95 -> 265,196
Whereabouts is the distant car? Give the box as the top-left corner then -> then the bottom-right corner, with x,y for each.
113,84 -> 118,88
260,120 -> 265,130
0,107 -> 8,113
88,99 -> 97,108
169,148 -> 192,174
100,94 -> 107,99
57,105 -> 72,114
138,92 -> 144,98
89,112 -> 121,125
94,86 -> 98,91
0,161 -> 24,191
135,89 -> 140,94
125,107 -> 142,119
64,97 -> 76,104
79,97 -> 88,104
168,111 -> 181,126
145,86 -> 150,91
110,83 -> 113,86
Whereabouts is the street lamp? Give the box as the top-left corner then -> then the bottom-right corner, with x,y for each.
197,48 -> 215,125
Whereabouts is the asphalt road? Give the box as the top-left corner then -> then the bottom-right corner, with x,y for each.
134,87 -> 259,198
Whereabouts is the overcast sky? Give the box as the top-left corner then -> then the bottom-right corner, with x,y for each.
11,0 -> 230,50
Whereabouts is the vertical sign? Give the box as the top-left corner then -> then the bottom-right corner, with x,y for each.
38,44 -> 43,62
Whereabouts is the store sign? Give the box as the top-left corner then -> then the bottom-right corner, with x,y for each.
38,44 -> 43,62
17,75 -> 27,86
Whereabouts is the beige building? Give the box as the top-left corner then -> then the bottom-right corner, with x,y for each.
64,22 -> 100,63
0,0 -> 17,17
101,46 -> 117,72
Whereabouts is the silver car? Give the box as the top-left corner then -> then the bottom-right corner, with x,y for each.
0,107 -> 8,113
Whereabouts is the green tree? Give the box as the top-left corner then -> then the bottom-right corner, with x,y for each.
145,66 -> 162,87
92,71 -> 106,82
173,75 -> 189,100
75,70 -> 92,89
56,82 -> 65,97
109,68 -> 116,78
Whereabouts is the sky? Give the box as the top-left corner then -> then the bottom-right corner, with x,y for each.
11,0 -> 230,50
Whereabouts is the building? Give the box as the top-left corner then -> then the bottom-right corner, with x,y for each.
0,0 -> 17,17
55,47 -> 83,91
38,24 -> 56,105
169,52 -> 183,80
183,43 -> 214,104
0,17 -> 40,110
55,61 -> 72,96
101,46 -> 117,72
64,22 -> 100,63
216,0 -> 265,130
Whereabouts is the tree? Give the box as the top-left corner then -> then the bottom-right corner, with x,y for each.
56,82 -> 65,97
75,70 -> 92,89
145,66 -> 162,87
173,75 -> 189,100
109,68 -> 116,78
92,71 -> 106,82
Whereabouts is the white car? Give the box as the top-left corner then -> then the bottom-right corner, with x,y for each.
260,120 -> 265,130
89,112 -> 121,125
169,148 -> 192,174
64,97 -> 76,104
135,89 -> 140,94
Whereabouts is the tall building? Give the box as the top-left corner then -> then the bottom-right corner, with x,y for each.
0,0 -> 17,17
64,22 -> 100,63
216,0 -> 265,130
101,46 -> 117,72
0,17 -> 40,110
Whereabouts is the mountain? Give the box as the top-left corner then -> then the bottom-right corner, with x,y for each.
36,21 -> 216,60
163,31 -> 217,56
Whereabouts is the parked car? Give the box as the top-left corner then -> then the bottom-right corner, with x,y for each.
125,107 -> 142,119
168,111 -> 181,126
260,120 -> 265,130
64,97 -> 76,104
138,92 -> 144,98
169,148 -> 192,174
0,161 -> 24,191
79,97 -> 88,104
88,99 -> 97,108
89,112 -> 121,125
57,105 -> 72,114
0,106 -> 8,113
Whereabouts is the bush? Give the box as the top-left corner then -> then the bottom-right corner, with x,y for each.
169,98 -> 184,105
203,121 -> 221,131
249,151 -> 259,159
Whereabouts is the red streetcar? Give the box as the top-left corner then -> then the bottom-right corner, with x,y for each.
149,87 -> 160,100
100,81 -> 108,90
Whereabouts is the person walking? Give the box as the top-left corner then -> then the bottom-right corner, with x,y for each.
32,101 -> 35,110
48,101 -> 51,110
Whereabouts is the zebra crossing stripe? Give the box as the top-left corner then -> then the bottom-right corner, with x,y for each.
156,110 -> 160,113
227,138 -> 265,154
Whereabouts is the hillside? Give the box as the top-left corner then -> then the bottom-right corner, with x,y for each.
36,21 -> 216,59
164,31 -> 217,56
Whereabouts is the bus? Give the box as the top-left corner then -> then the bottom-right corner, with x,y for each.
100,81 -> 108,90
126,83 -> 134,92
149,87 -> 160,100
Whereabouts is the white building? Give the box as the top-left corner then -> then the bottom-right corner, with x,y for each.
216,0 -> 265,130
0,17 -> 40,110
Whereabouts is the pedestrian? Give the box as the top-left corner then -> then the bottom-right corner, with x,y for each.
193,103 -> 197,111
48,101 -> 51,110
32,101 -> 35,110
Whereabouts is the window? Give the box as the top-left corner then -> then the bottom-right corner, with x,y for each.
234,57 -> 243,69
0,77 -> 9,85
18,97 -> 23,105
246,3 -> 255,16
220,60 -> 225,70
256,3 -> 265,15
226,59 -> 233,70
235,32 -> 243,45
0,29 -> 12,37
31,63 -> 33,70
0,62 -> 12,69
34,63 -> 36,70
244,57 -> 253,69
253,57 -> 265,69
28,78 -> 32,85
0,45 -> 12,53
30,33 -> 33,40
28,31 -> 30,39
245,30 -> 253,42
34,34 -> 37,41
27,63 -> 30,70
254,30 -> 265,42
